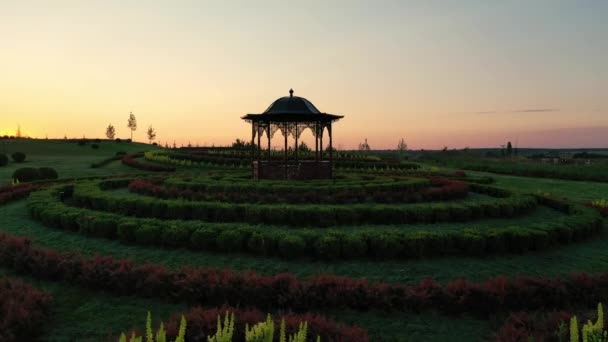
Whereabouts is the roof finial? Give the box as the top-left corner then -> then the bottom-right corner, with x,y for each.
289,88 -> 294,98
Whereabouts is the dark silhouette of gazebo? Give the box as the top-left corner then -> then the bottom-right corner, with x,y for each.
242,89 -> 344,180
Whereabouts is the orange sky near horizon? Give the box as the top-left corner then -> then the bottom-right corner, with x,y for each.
1,1 -> 606,149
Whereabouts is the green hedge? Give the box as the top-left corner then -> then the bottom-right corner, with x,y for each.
27,186 -> 603,260
164,175 -> 430,194
69,181 -> 537,226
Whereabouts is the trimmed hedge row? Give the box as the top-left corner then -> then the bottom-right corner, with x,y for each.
28,187 -> 601,260
128,178 -> 468,204
122,153 -> 176,172
70,181 -> 537,226
335,160 -> 420,170
3,231 -> 608,317
0,277 -> 53,342
164,175 -> 431,194
148,150 -> 421,171
90,152 -> 125,168
0,184 -> 40,205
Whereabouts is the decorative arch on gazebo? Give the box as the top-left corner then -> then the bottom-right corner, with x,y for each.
242,89 -> 344,180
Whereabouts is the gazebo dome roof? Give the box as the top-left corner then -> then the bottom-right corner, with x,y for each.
242,89 -> 343,122
263,90 -> 321,114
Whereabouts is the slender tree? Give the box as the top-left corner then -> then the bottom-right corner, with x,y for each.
127,112 -> 137,141
146,125 -> 156,144
507,141 -> 513,156
105,124 -> 116,140
396,138 -> 408,160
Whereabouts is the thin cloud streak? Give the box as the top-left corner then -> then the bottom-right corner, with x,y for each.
512,108 -> 559,113
472,108 -> 560,114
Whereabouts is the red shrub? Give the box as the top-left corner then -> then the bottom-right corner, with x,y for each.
0,277 -> 53,342
0,183 -> 40,205
3,231 -> 608,317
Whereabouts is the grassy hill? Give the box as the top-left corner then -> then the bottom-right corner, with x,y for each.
0,139 -> 156,183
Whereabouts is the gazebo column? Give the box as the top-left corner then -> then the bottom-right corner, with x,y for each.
329,122 -> 333,177
267,122 -> 271,161
284,123 -> 288,179
257,124 -> 261,162
295,124 -> 298,162
319,124 -> 324,161
251,122 -> 256,178
315,121 -> 319,161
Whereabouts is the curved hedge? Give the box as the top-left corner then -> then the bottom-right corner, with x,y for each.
146,150 -> 421,171
69,181 -> 537,227
128,178 -> 468,204
122,153 -> 176,172
3,230 -> 608,317
28,186 -> 602,260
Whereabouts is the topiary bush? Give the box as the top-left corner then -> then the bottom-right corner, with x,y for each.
38,167 -> 58,180
11,152 -> 26,163
0,154 -> 7,167
12,167 -> 40,182
91,143 -> 99,149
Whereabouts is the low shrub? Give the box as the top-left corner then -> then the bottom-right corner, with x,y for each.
12,167 -> 58,182
81,180 -> 533,226
0,277 -> 53,342
0,154 -> 7,166
0,184 -> 40,205
91,143 -> 99,149
28,186 -> 602,261
38,167 -> 58,180
4,230 -> 608,317
11,152 -> 26,163
12,168 -> 40,182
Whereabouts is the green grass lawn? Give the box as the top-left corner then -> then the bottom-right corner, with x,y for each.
467,170 -> 608,203
0,139 -> 156,184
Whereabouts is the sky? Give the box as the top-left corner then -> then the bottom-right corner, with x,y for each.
0,0 -> 607,149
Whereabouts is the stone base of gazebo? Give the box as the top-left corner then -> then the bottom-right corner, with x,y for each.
253,161 -> 332,180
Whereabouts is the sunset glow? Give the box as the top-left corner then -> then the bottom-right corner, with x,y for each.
1,1 -> 606,149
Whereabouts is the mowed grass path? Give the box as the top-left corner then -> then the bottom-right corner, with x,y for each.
2,199 -> 606,284
0,139 -> 155,183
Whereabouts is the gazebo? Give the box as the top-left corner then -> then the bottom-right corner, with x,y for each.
242,89 -> 344,180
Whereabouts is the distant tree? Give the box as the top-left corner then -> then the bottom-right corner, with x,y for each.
232,138 -> 246,149
298,141 -> 311,152
397,138 -> 408,152
358,138 -> 371,152
172,140 -> 177,149
63,134 -> 67,140
507,141 -> 513,156
16,125 -> 21,138
105,124 -> 116,140
397,138 -> 408,159
127,112 -> 137,141
146,125 -> 156,144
